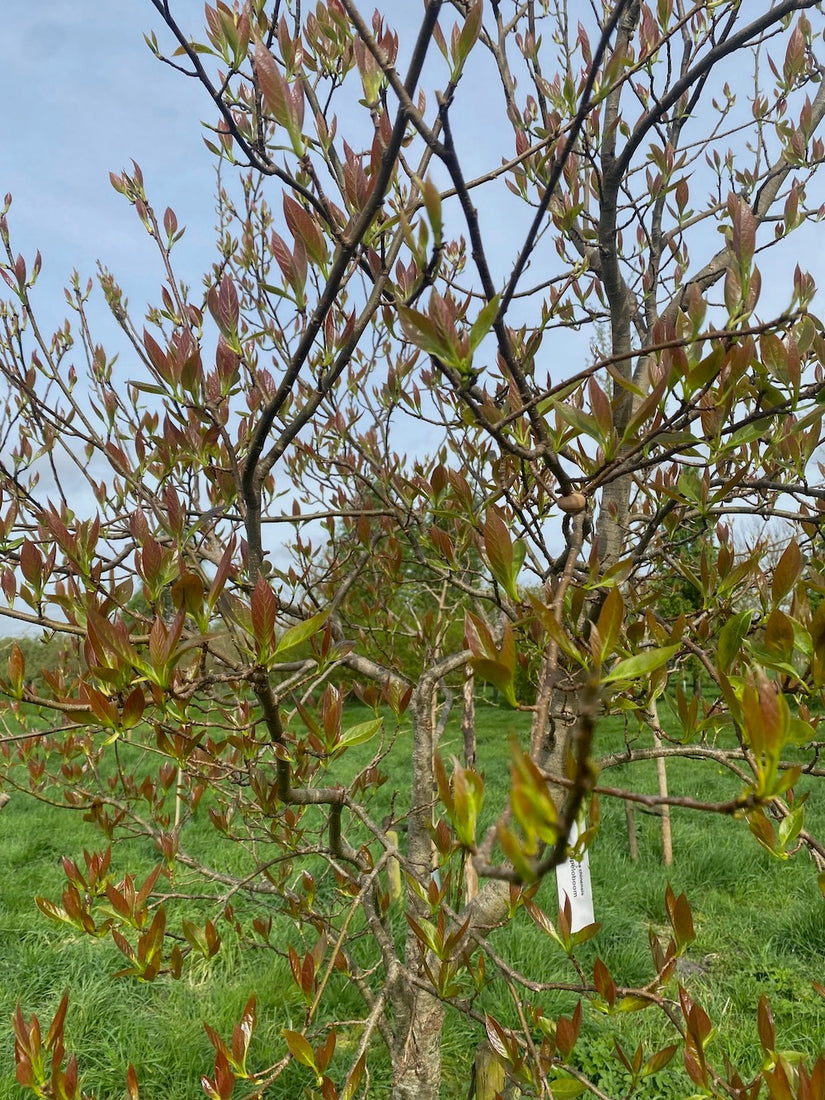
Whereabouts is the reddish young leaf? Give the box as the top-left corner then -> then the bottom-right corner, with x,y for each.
772,538 -> 804,605
126,1064 -> 140,1100
250,574 -> 277,651
757,993 -> 775,1053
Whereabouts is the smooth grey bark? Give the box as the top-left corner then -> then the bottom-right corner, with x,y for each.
391,660 -> 465,1099
390,986 -> 445,1100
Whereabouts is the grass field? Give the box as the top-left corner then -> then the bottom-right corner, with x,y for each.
1,701 -> 824,1097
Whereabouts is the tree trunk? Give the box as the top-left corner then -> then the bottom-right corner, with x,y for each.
391,666 -> 462,1099
391,987 -> 445,1100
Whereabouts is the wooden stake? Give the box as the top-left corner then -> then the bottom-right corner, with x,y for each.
462,667 -> 478,903
471,1041 -> 505,1099
385,829 -> 402,902
649,699 -> 672,866
625,800 -> 638,861
655,739 -> 673,867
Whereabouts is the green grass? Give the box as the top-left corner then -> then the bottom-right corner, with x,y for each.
1,702 -> 824,1097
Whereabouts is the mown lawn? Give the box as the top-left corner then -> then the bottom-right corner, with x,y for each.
0,700 -> 824,1097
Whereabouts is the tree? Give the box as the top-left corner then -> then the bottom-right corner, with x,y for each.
3,1 -> 825,1096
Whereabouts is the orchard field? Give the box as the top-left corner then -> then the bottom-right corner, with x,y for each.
2,699 -> 824,1098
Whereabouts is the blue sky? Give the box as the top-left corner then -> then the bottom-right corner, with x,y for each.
2,3 -> 822,577
4,4 -> 822,372
4,2 -> 216,337
3,3 -> 540,339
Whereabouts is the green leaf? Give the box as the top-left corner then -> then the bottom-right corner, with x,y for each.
748,808 -> 779,856
275,611 -> 329,656
419,175 -> 442,239
405,914 -> 439,956
717,609 -> 753,672
527,594 -> 585,664
686,345 -> 725,390
468,296 -> 500,354
723,420 -> 769,450
787,716 -> 815,745
641,1043 -> 679,1077
571,921 -> 601,947
548,1076 -> 587,1099
341,1054 -> 366,1100
554,402 -> 603,443
449,760 -> 484,848
182,919 -> 209,957
602,645 -> 679,684
483,508 -> 522,601
595,587 -> 624,663
760,330 -> 789,382
127,380 -> 169,396
397,304 -> 456,362
778,804 -> 804,851
470,658 -> 518,707
337,717 -> 382,750
455,0 -> 482,70
744,642 -> 802,683
283,1030 -> 317,1070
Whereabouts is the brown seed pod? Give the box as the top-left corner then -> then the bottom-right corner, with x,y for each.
557,492 -> 587,514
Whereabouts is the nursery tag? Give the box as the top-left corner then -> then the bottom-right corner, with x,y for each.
555,819 -> 594,932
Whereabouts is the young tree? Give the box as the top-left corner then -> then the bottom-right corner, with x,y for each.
3,1 -> 825,1096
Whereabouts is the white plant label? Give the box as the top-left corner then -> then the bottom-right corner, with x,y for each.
555,818 -> 594,932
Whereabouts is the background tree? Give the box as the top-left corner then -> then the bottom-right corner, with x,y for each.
3,1 -> 825,1097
